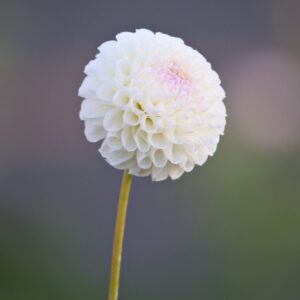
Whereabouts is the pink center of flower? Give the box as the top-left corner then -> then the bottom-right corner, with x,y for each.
153,61 -> 193,95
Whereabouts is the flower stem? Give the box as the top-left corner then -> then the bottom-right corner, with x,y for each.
108,170 -> 132,300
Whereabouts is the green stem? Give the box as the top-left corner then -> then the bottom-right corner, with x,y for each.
108,170 -> 132,300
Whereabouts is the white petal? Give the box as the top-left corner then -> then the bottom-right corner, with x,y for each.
105,134 -> 122,150
134,129 -> 150,153
96,83 -> 116,102
164,129 -> 186,144
129,165 -> 152,177
137,151 -> 152,169
190,148 -> 208,165
121,126 -> 137,151
140,115 -> 157,133
98,40 -> 117,53
151,149 -> 167,168
135,29 -> 155,39
129,98 -> 145,115
99,139 -> 112,157
123,111 -> 140,126
165,144 -> 187,164
151,165 -> 169,181
168,165 -> 185,180
113,89 -> 130,107
209,117 -> 226,129
137,168 -> 152,177
149,133 -> 169,149
113,157 -> 136,170
78,77 -> 98,98
116,31 -> 134,41
79,99 -> 111,120
84,59 -> 99,76
117,59 -> 132,76
205,142 -> 218,156
84,121 -> 106,142
180,160 -> 195,172
104,149 -> 134,166
103,109 -> 124,132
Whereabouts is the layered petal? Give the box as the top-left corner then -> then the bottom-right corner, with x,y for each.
79,29 -> 226,181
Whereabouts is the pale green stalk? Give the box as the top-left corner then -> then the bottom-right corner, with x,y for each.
108,170 -> 132,300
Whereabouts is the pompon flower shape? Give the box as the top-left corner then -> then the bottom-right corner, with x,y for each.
79,29 -> 226,181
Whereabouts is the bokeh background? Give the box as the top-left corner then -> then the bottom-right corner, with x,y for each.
1,0 -> 300,299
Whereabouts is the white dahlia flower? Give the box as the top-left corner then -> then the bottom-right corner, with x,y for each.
79,29 -> 226,181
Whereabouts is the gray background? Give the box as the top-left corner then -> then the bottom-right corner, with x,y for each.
1,0 -> 300,299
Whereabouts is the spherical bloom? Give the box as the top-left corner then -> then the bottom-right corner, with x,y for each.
78,29 -> 226,181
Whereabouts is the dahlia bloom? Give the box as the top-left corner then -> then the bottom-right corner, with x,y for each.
79,29 -> 226,181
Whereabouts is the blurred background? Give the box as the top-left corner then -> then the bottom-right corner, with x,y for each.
1,0 -> 300,299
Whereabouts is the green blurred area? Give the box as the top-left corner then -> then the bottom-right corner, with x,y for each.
1,139 -> 299,299
205,141 -> 300,299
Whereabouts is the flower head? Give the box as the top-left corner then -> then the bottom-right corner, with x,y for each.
79,29 -> 226,181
